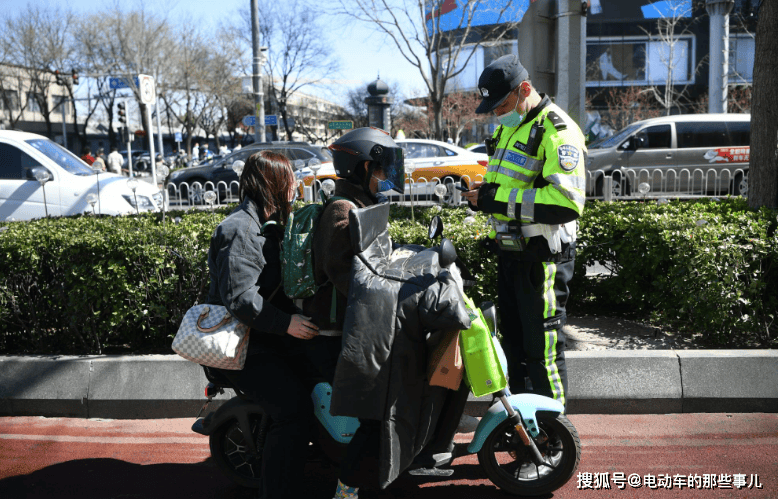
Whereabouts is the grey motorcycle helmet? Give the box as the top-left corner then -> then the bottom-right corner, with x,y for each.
328,127 -> 405,194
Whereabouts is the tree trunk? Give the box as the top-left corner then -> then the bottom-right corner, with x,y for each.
748,0 -> 778,209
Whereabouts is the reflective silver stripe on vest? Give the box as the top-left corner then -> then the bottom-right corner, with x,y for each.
507,188 -> 520,219
546,173 -> 586,191
521,189 -> 536,222
487,164 -> 534,183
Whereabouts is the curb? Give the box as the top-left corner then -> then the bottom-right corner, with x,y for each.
1,351 -> 776,419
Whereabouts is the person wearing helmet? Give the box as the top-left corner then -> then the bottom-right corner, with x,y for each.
299,127 -> 403,499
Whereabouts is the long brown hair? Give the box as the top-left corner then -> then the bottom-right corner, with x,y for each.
239,150 -> 295,224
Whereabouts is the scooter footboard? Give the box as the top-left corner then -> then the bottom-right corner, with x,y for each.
312,382 -> 361,444
467,393 -> 564,454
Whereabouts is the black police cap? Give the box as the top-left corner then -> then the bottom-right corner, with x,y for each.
475,54 -> 529,114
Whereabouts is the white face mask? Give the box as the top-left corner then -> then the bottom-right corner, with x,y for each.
496,91 -> 526,128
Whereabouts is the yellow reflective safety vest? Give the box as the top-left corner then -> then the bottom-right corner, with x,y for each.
485,100 -> 586,226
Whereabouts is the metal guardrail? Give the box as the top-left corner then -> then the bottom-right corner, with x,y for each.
586,167 -> 748,200
165,167 -> 747,210
166,175 -> 487,208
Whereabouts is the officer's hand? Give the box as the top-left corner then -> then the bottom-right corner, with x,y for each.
287,314 -> 319,340
462,183 -> 481,207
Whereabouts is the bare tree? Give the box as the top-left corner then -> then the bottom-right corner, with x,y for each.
336,0 -> 520,140
748,0 -> 778,209
2,4 -> 76,138
93,6 -> 173,150
231,0 -> 338,141
640,0 -> 706,115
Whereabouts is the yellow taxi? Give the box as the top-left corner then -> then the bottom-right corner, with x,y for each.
298,138 -> 488,203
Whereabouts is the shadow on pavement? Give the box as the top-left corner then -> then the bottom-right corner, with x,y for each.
0,456 -> 523,499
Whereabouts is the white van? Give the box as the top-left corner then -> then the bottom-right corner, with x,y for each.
0,131 -> 162,221
586,114 -> 750,197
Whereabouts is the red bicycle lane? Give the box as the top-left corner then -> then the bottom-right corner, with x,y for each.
0,413 -> 775,499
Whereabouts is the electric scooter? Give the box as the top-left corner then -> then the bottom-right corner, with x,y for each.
190,216 -> 580,496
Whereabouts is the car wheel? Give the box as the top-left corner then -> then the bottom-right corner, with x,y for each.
186,178 -> 208,205
731,172 -> 748,197
594,173 -> 631,198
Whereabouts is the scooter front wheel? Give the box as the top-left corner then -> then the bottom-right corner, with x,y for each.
477,412 -> 580,496
209,412 -> 270,489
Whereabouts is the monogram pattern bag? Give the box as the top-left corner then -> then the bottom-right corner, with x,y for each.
172,304 -> 250,370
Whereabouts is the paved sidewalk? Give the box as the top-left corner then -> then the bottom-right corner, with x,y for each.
1,414 -> 775,498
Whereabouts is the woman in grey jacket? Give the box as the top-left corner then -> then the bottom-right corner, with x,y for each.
207,150 -> 319,499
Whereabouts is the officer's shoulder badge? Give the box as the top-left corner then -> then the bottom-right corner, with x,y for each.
557,144 -> 580,171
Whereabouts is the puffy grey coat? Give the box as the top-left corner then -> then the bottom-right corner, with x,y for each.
330,203 -> 471,488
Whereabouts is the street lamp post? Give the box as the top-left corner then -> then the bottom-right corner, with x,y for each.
91,165 -> 103,214
251,0 -> 268,143
34,170 -> 51,217
127,177 -> 140,215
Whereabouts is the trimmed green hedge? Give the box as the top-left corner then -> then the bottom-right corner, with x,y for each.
1,198 -> 775,354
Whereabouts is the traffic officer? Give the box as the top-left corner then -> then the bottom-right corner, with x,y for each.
462,54 -> 586,407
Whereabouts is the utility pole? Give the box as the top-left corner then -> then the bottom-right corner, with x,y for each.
251,0 -> 268,144
706,0 -> 735,113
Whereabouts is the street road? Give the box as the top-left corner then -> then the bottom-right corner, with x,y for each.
1,414 -> 775,498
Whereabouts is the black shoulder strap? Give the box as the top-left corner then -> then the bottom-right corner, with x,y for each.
546,110 -> 567,131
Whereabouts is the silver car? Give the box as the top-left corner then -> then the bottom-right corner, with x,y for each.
586,114 -> 750,197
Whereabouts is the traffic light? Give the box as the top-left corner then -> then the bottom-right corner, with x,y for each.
54,70 -> 63,86
71,69 -> 79,86
117,102 -> 127,125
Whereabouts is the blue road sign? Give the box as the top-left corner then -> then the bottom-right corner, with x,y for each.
175,132 -> 182,143
242,115 -> 257,127
265,115 -> 277,126
109,76 -> 140,90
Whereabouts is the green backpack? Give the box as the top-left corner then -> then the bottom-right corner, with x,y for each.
281,195 -> 352,299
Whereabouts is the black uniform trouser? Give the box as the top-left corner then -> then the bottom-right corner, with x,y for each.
218,340 -> 314,499
497,245 -> 575,407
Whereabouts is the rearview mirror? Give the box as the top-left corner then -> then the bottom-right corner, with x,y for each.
428,215 -> 443,239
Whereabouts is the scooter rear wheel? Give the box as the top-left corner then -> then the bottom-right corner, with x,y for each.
209,412 -> 269,489
477,412 -> 580,496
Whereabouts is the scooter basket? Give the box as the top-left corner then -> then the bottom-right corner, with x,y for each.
460,294 -> 508,397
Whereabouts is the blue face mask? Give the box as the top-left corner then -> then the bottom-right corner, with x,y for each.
372,174 -> 395,193
496,93 -> 526,128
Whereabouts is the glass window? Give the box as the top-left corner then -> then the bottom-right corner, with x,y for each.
729,35 -> 755,83
26,138 -> 93,175
586,36 -> 693,87
676,122 -> 731,148
443,147 -> 457,156
590,122 -> 642,149
635,125 -> 671,149
0,143 -> 37,179
403,143 -> 440,159
27,93 -> 44,113
1,90 -> 19,111
726,121 -> 750,147
286,148 -> 314,161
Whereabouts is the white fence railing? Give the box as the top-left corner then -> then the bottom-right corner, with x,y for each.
586,166 -> 748,200
166,167 -> 747,209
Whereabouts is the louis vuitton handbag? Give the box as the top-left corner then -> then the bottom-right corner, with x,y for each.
172,304 -> 250,370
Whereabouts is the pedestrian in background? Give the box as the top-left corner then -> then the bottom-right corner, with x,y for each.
107,146 -> 123,175
191,142 -> 199,163
463,53 -> 587,408
206,150 -> 320,499
92,147 -> 106,171
80,146 -> 95,166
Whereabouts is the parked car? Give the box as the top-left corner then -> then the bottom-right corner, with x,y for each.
168,141 -> 333,204
586,113 -> 751,197
0,131 -> 163,221
466,143 -> 488,155
299,138 -> 488,204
